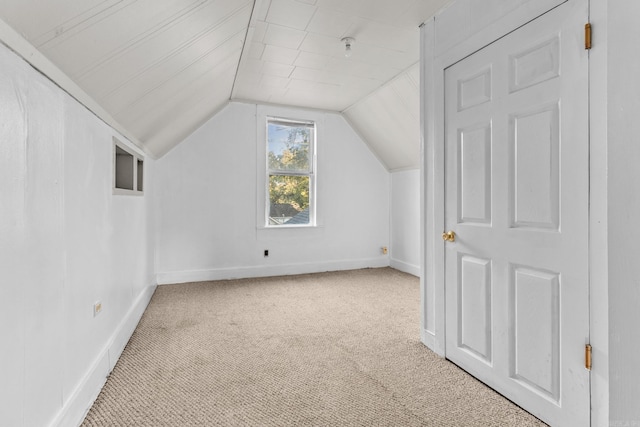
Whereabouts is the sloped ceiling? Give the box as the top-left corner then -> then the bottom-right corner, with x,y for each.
0,0 -> 449,167
344,64 -> 420,170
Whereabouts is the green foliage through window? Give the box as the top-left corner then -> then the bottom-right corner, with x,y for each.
267,119 -> 315,225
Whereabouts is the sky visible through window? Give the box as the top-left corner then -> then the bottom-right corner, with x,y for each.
268,124 -> 309,161
267,120 -> 313,226
268,123 -> 291,156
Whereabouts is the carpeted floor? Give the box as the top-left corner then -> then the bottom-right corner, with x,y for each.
81,268 -> 547,426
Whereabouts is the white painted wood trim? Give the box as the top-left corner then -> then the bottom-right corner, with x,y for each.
48,284 -> 156,427
419,20 -> 428,351
588,1 -> 610,425
255,104 -> 330,229
389,258 -> 420,277
156,258 -> 390,285
113,138 -> 145,196
420,18 -> 446,356
433,0 -> 567,59
389,165 -> 420,173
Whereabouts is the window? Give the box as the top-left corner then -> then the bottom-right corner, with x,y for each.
266,118 -> 315,226
113,137 -> 144,195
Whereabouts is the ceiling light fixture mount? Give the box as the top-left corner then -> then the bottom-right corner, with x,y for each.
341,37 -> 355,58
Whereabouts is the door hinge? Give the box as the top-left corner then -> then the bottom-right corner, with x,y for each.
585,23 -> 592,50
585,344 -> 592,370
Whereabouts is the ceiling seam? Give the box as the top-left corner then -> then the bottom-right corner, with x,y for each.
33,0 -> 136,48
100,9 -> 250,110
341,60 -> 420,114
115,47 -> 240,127
110,28 -> 245,116
230,0 -> 260,100
74,0 -> 216,80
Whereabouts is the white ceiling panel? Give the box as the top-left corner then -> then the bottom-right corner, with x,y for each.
80,3 -> 250,102
124,53 -> 239,154
345,0 -> 415,22
344,64 -> 421,171
240,57 -> 264,73
260,74 -> 290,88
102,27 -> 247,114
0,0 -> 451,166
254,0 -> 272,21
265,0 -> 317,30
41,0 -> 212,77
263,23 -> 307,49
294,51 -> 330,69
305,9 -> 352,37
232,0 -> 428,117
392,0 -> 451,27
113,36 -> 242,120
348,18 -> 418,52
0,0 -> 119,44
261,61 -> 294,77
252,20 -> 268,41
313,0 -> 365,17
263,24 -> 307,49
261,44 -> 299,65
390,67 -> 420,120
290,67 -> 342,85
247,41 -> 266,59
296,31 -> 341,57
324,58 -> 400,82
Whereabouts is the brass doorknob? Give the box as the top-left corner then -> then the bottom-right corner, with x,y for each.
442,231 -> 456,242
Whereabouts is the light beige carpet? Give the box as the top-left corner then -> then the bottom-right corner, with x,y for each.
81,268 -> 547,426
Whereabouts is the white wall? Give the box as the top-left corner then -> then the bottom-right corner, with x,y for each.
0,42 -> 156,427
390,170 -> 420,276
155,102 -> 390,283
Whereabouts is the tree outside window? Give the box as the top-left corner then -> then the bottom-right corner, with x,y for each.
267,119 -> 315,226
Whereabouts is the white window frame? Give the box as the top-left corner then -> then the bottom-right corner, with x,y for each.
113,137 -> 144,196
256,105 -> 322,230
265,117 -> 316,227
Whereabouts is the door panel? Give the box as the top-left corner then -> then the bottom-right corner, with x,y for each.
510,103 -> 560,229
458,254 -> 492,363
459,123 -> 492,224
511,265 -> 560,401
444,2 -> 589,426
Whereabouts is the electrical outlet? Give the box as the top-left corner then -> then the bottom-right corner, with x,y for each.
94,301 -> 102,317
264,249 -> 269,257
382,246 -> 388,255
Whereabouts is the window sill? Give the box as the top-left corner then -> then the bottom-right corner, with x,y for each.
113,188 -> 144,196
257,224 -> 321,230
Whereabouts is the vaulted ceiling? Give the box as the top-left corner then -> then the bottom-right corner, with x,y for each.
0,0 -> 450,169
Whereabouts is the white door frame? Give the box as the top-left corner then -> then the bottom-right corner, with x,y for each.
419,0 -> 605,423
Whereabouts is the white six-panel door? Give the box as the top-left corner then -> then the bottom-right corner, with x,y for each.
443,2 -> 590,426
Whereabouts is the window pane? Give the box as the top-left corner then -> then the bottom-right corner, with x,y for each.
268,122 -> 311,172
115,146 -> 134,190
269,175 -> 310,225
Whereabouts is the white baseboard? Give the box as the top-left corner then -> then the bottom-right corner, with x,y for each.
389,258 -> 420,277
49,283 -> 156,427
157,257 -> 390,285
